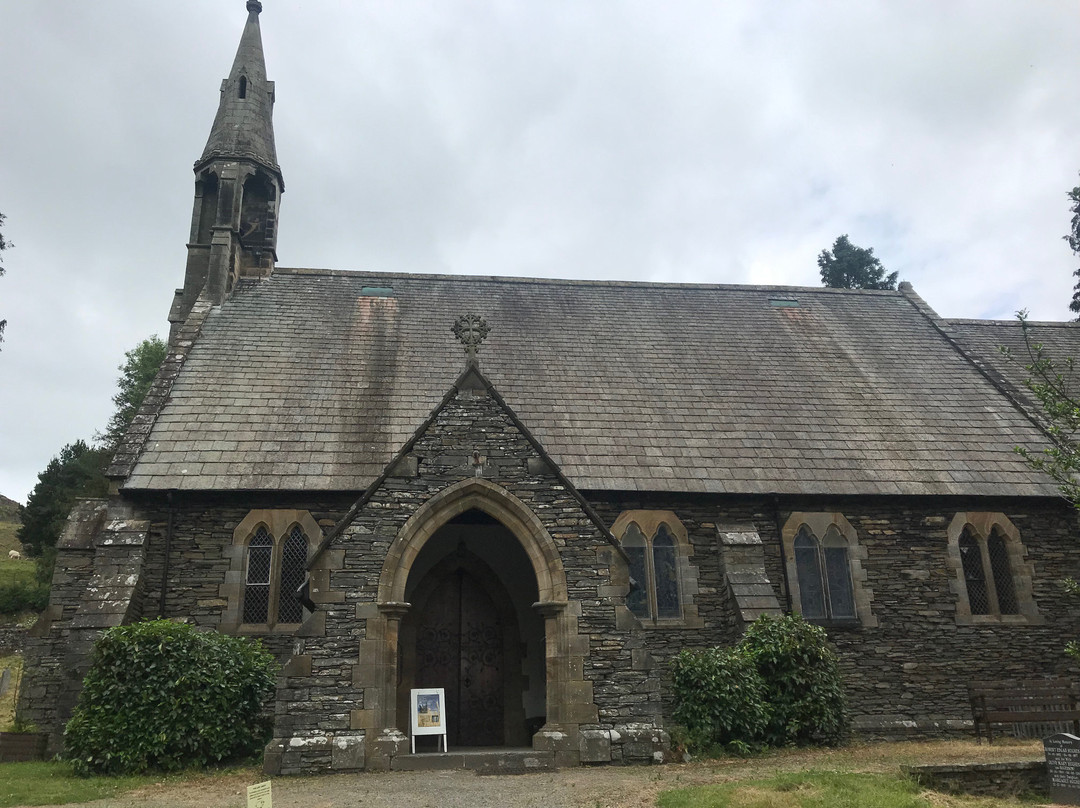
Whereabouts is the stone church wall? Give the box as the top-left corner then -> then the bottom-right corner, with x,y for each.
591,494 -> 1080,737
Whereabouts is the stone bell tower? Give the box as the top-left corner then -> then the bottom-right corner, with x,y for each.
170,0 -> 283,340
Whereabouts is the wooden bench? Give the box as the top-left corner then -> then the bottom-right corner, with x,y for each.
969,679 -> 1080,743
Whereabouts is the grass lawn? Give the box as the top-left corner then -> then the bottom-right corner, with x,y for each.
0,762 -> 156,807
657,770 -> 1039,808
653,741 -> 1046,808
0,562 -> 36,590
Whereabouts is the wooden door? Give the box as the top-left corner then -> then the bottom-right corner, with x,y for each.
415,570 -> 504,747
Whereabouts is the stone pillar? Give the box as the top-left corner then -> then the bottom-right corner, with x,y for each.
353,602 -> 410,771
532,600 -> 593,767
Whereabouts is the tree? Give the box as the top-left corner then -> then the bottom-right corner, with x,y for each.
1065,180 -> 1080,318
1006,312 -> 1080,657
1007,312 -> 1080,504
818,234 -> 898,290
0,211 -> 11,349
17,441 -> 110,559
97,335 -> 167,452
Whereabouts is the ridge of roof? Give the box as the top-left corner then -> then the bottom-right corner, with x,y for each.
944,317 -> 1080,329
898,282 -> 1059,446
273,266 -> 906,295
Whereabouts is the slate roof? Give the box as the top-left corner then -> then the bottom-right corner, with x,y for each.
124,269 -> 1061,497
945,317 -> 1080,429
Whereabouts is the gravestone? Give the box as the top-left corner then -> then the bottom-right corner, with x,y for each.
1044,732 -> 1080,805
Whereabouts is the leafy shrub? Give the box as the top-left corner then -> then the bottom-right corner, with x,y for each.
670,646 -> 769,754
64,620 -> 278,775
740,614 -> 848,746
0,578 -> 49,614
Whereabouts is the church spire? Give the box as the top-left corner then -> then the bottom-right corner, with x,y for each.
170,1 -> 285,342
197,0 -> 281,182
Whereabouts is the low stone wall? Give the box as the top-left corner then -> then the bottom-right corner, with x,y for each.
905,761 -> 1047,797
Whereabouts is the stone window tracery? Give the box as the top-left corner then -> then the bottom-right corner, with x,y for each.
612,511 -> 701,627
241,522 -> 309,628
223,510 -> 321,634
947,513 -> 1038,624
782,513 -> 876,627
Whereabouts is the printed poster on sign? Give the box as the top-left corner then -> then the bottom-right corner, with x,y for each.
410,687 -> 448,753
416,692 -> 441,728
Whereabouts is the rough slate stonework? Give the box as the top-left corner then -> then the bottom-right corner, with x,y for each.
19,500 -> 150,754
589,494 -> 1080,736
267,380 -> 669,775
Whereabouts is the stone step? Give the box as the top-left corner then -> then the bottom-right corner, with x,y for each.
391,748 -> 555,774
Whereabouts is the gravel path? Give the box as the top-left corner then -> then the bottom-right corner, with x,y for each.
18,740 -> 1045,808
31,766 -> 691,808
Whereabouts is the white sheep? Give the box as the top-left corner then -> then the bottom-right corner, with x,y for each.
7,550 -> 21,561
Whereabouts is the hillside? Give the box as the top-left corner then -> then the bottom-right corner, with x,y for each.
0,495 -> 20,556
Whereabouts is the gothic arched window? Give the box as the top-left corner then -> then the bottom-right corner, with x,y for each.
959,527 -> 989,615
953,518 -> 1022,618
783,513 -> 873,626
277,525 -> 309,623
238,75 -> 247,99
243,526 -> 273,624
621,520 -> 682,622
241,522 -> 310,628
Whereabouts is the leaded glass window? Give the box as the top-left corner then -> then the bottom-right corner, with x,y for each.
620,520 -> 683,622
794,528 -> 826,618
959,527 -> 989,615
277,525 -> 308,624
987,528 -> 1018,615
623,524 -> 651,619
653,524 -> 680,618
958,522 -> 1021,618
793,523 -> 857,621
823,527 -> 856,619
244,526 -> 273,624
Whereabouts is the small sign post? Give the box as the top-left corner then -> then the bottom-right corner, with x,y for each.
410,687 -> 448,754
247,780 -> 272,808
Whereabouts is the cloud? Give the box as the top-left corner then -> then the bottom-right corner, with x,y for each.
1,0 -> 1078,501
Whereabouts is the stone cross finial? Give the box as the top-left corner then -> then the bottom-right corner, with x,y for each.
452,314 -> 491,364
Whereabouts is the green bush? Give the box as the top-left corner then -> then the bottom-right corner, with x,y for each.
740,614 -> 848,746
0,578 -> 49,614
670,614 -> 848,754
670,646 -> 769,754
64,620 -> 278,775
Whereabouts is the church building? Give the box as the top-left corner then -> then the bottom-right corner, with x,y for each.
20,1 -> 1080,775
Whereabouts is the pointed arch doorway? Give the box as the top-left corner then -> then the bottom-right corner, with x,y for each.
397,509 -> 542,748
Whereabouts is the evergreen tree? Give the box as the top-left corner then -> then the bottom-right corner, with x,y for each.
17,441 -> 110,559
818,234 -> 898,290
97,336 -> 167,452
1066,180 -> 1080,318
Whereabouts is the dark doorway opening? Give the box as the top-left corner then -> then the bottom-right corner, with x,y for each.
398,510 -> 543,749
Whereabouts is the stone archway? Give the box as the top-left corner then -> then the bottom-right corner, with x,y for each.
357,479 -> 597,765
378,478 -> 568,605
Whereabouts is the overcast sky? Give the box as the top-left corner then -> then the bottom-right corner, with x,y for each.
1,1 -> 1079,504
